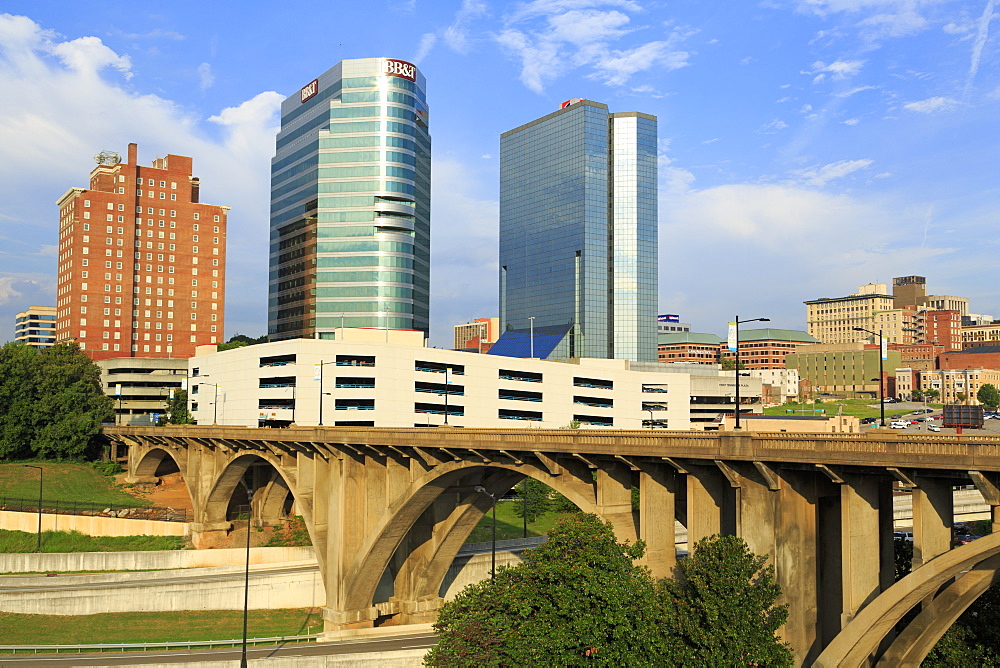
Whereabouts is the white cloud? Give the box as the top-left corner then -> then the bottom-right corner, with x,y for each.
197,62 -> 214,91
790,158 -> 874,186
835,84 -> 878,97
964,0 -> 995,98
414,33 -> 437,63
903,96 -> 961,113
843,117 -> 860,124
810,59 -> 865,82
496,2 -> 691,93
443,0 -> 489,54
758,119 -> 789,133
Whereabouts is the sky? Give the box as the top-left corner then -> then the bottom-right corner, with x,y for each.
0,0 -> 997,349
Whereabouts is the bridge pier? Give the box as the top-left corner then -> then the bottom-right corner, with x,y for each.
912,475 -> 954,569
189,521 -> 233,549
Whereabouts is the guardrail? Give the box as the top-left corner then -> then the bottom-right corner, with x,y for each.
0,633 -> 319,655
0,496 -> 191,523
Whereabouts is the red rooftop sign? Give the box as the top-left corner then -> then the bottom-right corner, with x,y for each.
300,79 -> 319,103
384,59 -> 416,81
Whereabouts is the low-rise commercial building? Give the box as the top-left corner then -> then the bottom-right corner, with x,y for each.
719,328 -> 820,370
14,306 -> 57,348
750,368 -> 801,405
657,332 -> 722,364
939,346 -> 1000,371
98,357 -> 187,425
453,317 -> 499,353
187,331 -> 761,431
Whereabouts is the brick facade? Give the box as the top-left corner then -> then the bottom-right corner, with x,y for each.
55,143 -> 228,360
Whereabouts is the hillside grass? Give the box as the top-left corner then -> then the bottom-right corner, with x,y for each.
0,607 -> 322,647
0,461 -> 145,507
0,529 -> 184,553
465,499 -> 575,543
764,399 -> 944,420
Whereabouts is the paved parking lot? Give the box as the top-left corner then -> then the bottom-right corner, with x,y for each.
863,403 -> 1000,436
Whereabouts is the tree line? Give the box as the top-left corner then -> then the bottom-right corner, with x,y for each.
0,342 -> 112,460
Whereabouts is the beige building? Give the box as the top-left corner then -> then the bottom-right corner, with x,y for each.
925,295 -> 968,315
962,323 -> 1000,349
14,305 -> 57,348
186,329 -> 762,431
920,368 -> 1000,405
717,414 -> 861,433
750,368 -> 801,405
99,357 -> 187,425
453,317 -> 499,353
804,284 -> 894,344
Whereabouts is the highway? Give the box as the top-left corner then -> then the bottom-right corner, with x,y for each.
0,631 -> 436,666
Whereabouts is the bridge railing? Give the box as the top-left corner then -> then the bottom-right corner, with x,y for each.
0,496 -> 192,523
0,633 -> 319,655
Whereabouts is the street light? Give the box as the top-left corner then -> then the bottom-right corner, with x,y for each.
474,485 -> 497,578
440,367 -> 451,426
646,409 -> 655,430
853,327 -> 886,427
22,465 -> 42,552
315,360 -> 338,426
238,477 -> 255,668
732,316 -> 770,430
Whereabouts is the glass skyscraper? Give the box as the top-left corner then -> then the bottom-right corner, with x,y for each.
495,99 -> 657,362
268,58 -> 430,341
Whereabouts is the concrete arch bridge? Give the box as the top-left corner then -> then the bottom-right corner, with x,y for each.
104,425 -> 1000,666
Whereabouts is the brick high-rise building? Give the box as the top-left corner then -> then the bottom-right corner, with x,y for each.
55,143 -> 228,360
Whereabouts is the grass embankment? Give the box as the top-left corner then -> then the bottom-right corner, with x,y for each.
0,529 -> 183,553
465,500 -> 574,543
0,461 -> 145,507
764,399 -> 944,420
0,608 -> 323,647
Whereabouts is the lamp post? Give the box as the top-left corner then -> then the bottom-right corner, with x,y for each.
853,327 -> 886,427
238,478 -> 255,668
22,465 -> 42,552
646,409 -> 655,429
474,485 -> 497,578
315,360 -> 337,426
733,316 -> 770,430
528,316 -> 535,359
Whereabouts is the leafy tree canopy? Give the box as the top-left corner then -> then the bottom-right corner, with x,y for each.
165,389 -> 194,425
978,384 -> 1000,412
426,514 -> 791,667
0,342 -> 112,460
217,334 -> 268,351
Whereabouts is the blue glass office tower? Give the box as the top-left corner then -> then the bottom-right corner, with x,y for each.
495,100 -> 657,362
268,58 -> 430,340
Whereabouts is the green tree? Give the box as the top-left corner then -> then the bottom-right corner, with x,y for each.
665,535 -> 792,666
911,389 -> 924,402
513,477 -> 550,523
0,342 -> 112,459
426,514 -> 673,666
719,356 -> 747,370
165,389 -> 194,424
217,333 -> 268,351
956,392 -> 969,403
978,384 -> 1000,411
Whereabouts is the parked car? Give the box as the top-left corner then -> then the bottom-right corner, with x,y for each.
931,415 -> 943,420
890,421 -> 909,429
891,414 -> 903,419
860,417 -> 877,424
893,531 -> 913,542
927,424 -> 941,432
915,417 -> 928,422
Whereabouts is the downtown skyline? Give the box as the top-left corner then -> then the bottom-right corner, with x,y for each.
0,1 -> 997,349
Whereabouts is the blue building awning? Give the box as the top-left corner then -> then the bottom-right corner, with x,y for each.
487,324 -> 572,359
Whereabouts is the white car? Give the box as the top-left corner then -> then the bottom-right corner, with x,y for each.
890,421 -> 909,429
927,424 -> 941,432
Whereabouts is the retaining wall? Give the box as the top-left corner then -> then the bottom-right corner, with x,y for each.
0,546 -> 315,574
0,509 -> 188,538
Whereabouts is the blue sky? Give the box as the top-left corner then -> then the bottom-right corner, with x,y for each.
0,1 -> 997,348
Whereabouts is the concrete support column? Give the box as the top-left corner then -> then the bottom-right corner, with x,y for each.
596,462 -> 637,543
912,475 -> 953,569
775,469 -> 820,665
638,464 -> 676,578
838,473 -> 886,627
189,521 -> 233,549
685,464 -> 735,547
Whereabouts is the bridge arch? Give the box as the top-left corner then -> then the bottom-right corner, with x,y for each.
815,531 -> 1000,666
201,451 -> 315,546
131,445 -> 188,482
341,458 -> 609,617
